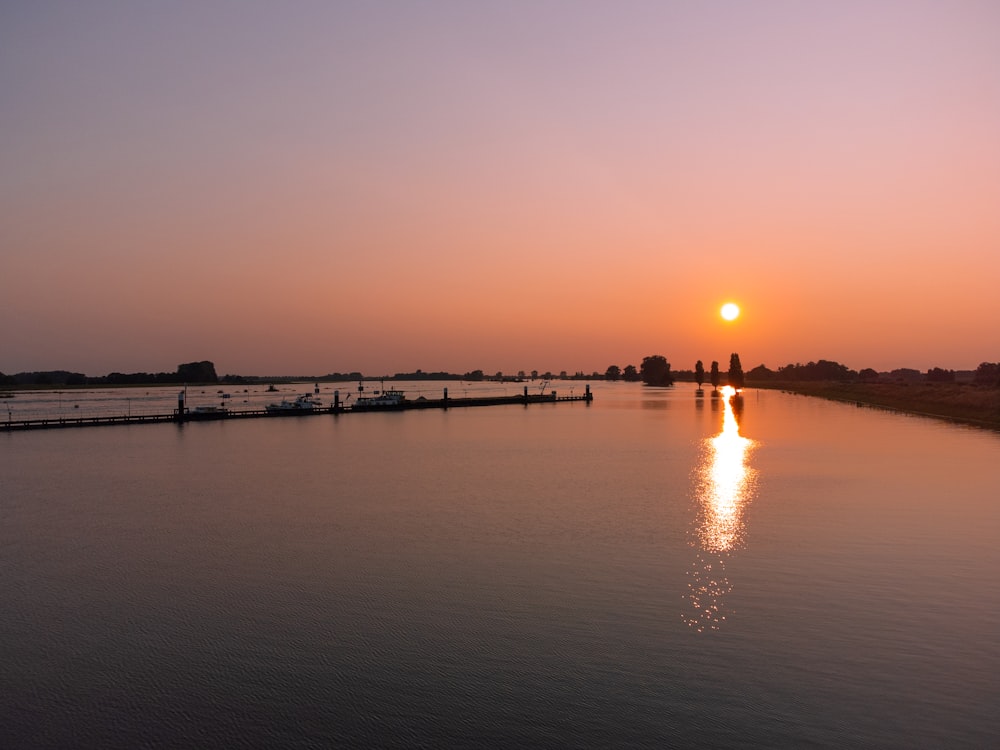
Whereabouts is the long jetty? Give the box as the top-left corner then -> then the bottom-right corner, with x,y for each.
1,385 -> 593,432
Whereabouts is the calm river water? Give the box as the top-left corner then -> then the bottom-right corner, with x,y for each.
2,382 -> 998,748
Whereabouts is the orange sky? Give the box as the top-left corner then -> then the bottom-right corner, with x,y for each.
2,1 -> 999,376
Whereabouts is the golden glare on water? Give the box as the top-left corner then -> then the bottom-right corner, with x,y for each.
686,385 -> 757,632
700,386 -> 755,552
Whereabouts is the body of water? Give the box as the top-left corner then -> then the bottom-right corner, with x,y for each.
2,382 -> 998,748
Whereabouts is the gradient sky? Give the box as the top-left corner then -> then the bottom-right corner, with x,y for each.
3,1 -> 998,377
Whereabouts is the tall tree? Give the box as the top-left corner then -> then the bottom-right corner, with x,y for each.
926,367 -> 955,383
640,355 -> 674,386
695,360 -> 705,388
710,361 -> 720,389
177,361 -> 218,383
623,365 -> 639,382
728,353 -> 745,390
973,362 -> 1000,386
605,365 -> 621,381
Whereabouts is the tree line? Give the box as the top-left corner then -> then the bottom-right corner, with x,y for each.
744,360 -> 1000,387
5,358 -> 997,388
1,361 -> 219,386
600,353 -> 746,389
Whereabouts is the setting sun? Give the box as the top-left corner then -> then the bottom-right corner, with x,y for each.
721,303 -> 740,321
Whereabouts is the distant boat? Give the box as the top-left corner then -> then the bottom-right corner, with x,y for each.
353,388 -> 407,411
265,394 -> 322,413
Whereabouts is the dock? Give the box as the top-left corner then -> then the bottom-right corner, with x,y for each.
1,385 -> 593,432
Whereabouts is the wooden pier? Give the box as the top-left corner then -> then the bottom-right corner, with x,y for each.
1,386 -> 593,432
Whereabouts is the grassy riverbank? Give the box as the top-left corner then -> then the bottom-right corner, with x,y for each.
754,381 -> 1000,431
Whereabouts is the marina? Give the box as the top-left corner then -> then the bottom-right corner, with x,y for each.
1,383 -> 593,432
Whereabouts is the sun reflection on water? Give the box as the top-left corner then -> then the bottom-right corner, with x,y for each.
685,386 -> 757,632
700,386 -> 755,553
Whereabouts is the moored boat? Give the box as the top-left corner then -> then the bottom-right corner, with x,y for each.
352,388 -> 406,411
265,394 -> 322,413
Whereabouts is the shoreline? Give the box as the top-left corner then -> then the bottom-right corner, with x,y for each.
753,381 -> 1000,431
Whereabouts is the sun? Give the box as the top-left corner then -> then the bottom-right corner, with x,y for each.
721,303 -> 740,321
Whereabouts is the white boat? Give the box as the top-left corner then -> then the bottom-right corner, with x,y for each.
353,388 -> 407,410
192,405 -> 227,414
265,394 -> 322,413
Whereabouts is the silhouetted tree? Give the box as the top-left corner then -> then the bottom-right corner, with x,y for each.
778,360 -> 856,382
605,365 -> 621,381
728,353 -> 745,390
177,361 -> 218,383
889,368 -> 922,383
746,364 -> 775,382
623,365 -> 639,382
640,355 -> 674,386
858,368 -> 879,383
694,360 -> 705,388
14,371 -> 85,385
926,367 -> 955,383
710,361 -> 720,389
973,362 -> 1000,386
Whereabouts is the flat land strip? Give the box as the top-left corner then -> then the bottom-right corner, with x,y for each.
756,381 -> 1000,431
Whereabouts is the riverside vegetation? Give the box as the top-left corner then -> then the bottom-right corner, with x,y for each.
756,380 -> 1000,430
743,360 -> 1000,430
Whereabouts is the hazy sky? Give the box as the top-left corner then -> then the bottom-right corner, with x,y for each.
3,1 -> 998,376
